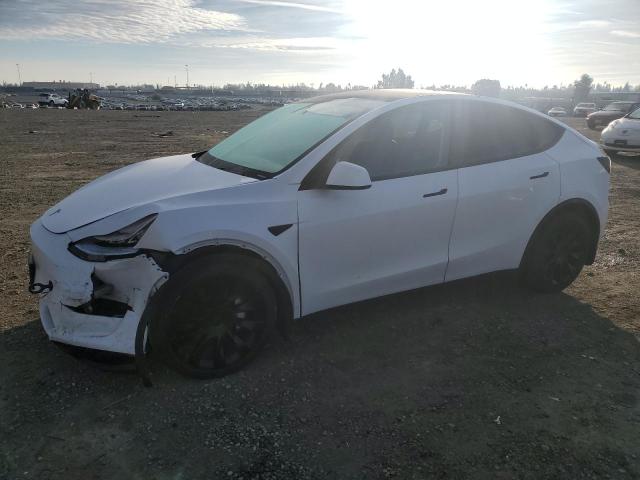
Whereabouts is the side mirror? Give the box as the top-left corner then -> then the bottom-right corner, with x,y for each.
325,161 -> 372,190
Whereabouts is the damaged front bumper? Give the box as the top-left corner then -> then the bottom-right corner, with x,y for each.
29,219 -> 168,355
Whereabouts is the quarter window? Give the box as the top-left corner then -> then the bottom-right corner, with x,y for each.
449,100 -> 563,168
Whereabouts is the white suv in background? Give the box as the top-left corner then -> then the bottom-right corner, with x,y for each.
573,103 -> 596,117
29,90 -> 610,379
37,93 -> 68,107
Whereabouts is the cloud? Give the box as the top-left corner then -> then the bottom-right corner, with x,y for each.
578,20 -> 611,28
611,29 -> 640,38
0,0 -> 246,43
195,35 -> 343,52
234,0 -> 341,13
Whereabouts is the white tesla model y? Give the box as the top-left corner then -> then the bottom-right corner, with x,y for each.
29,90 -> 610,378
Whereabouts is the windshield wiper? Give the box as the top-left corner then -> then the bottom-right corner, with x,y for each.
196,152 -> 272,180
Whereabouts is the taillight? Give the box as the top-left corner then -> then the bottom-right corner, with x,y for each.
597,156 -> 611,174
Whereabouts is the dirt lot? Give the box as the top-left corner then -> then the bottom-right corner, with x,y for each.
1,109 -> 639,479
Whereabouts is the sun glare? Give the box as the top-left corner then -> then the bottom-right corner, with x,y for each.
341,0 -> 555,87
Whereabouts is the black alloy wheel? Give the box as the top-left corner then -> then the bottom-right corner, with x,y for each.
521,214 -> 590,293
539,224 -> 587,289
151,254 -> 276,379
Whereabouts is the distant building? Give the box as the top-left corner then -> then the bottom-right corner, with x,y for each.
22,81 -> 100,91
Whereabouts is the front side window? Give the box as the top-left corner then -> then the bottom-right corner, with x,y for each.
199,98 -> 385,178
449,101 -> 563,168
320,102 -> 450,182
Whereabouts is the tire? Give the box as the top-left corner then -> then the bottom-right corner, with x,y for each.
48,100 -> 54,107
149,253 -> 277,379
520,213 -> 591,293
587,120 -> 597,130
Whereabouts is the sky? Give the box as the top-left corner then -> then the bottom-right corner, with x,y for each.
1,0 -> 639,88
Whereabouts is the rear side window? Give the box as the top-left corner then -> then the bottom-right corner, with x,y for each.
449,100 -> 563,168
320,101 -> 450,182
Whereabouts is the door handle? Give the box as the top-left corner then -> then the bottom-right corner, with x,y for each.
530,171 -> 549,180
423,188 -> 448,198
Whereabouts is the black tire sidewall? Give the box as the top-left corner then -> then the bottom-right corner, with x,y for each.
522,214 -> 590,293
149,253 -> 277,379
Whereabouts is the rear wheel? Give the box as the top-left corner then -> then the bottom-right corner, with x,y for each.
521,213 -> 591,293
150,254 -> 276,379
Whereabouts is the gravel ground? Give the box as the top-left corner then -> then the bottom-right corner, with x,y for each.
1,109 -> 639,479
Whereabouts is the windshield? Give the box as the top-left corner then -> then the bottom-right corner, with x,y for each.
199,98 -> 386,177
628,107 -> 640,120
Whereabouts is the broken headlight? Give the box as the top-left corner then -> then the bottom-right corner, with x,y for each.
69,214 -> 157,262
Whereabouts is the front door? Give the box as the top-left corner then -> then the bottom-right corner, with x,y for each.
297,100 -> 458,315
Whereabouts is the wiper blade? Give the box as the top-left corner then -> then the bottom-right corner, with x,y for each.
232,165 -> 270,180
196,152 -> 271,180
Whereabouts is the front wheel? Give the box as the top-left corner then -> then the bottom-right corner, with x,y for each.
520,214 -> 591,293
150,254 -> 277,379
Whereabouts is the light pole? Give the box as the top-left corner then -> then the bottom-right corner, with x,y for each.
16,64 -> 21,86
185,64 -> 189,89
89,72 -> 93,85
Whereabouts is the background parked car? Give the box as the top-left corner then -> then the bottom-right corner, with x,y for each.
573,102 -> 596,117
587,101 -> 640,130
547,106 -> 567,117
601,106 -> 640,156
37,93 -> 68,108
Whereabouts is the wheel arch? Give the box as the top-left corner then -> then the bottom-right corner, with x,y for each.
148,241 -> 296,337
521,198 -> 601,268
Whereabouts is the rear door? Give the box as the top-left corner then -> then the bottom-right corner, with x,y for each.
445,100 -> 563,281
298,100 -> 458,315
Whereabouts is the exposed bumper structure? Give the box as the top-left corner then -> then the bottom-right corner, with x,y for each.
30,220 -> 168,355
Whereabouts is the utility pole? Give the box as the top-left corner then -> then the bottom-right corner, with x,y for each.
16,64 -> 21,86
185,64 -> 189,90
89,72 -> 93,85
174,75 -> 177,88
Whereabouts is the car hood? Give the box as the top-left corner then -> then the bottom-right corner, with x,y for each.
611,117 -> 640,129
41,153 -> 256,234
